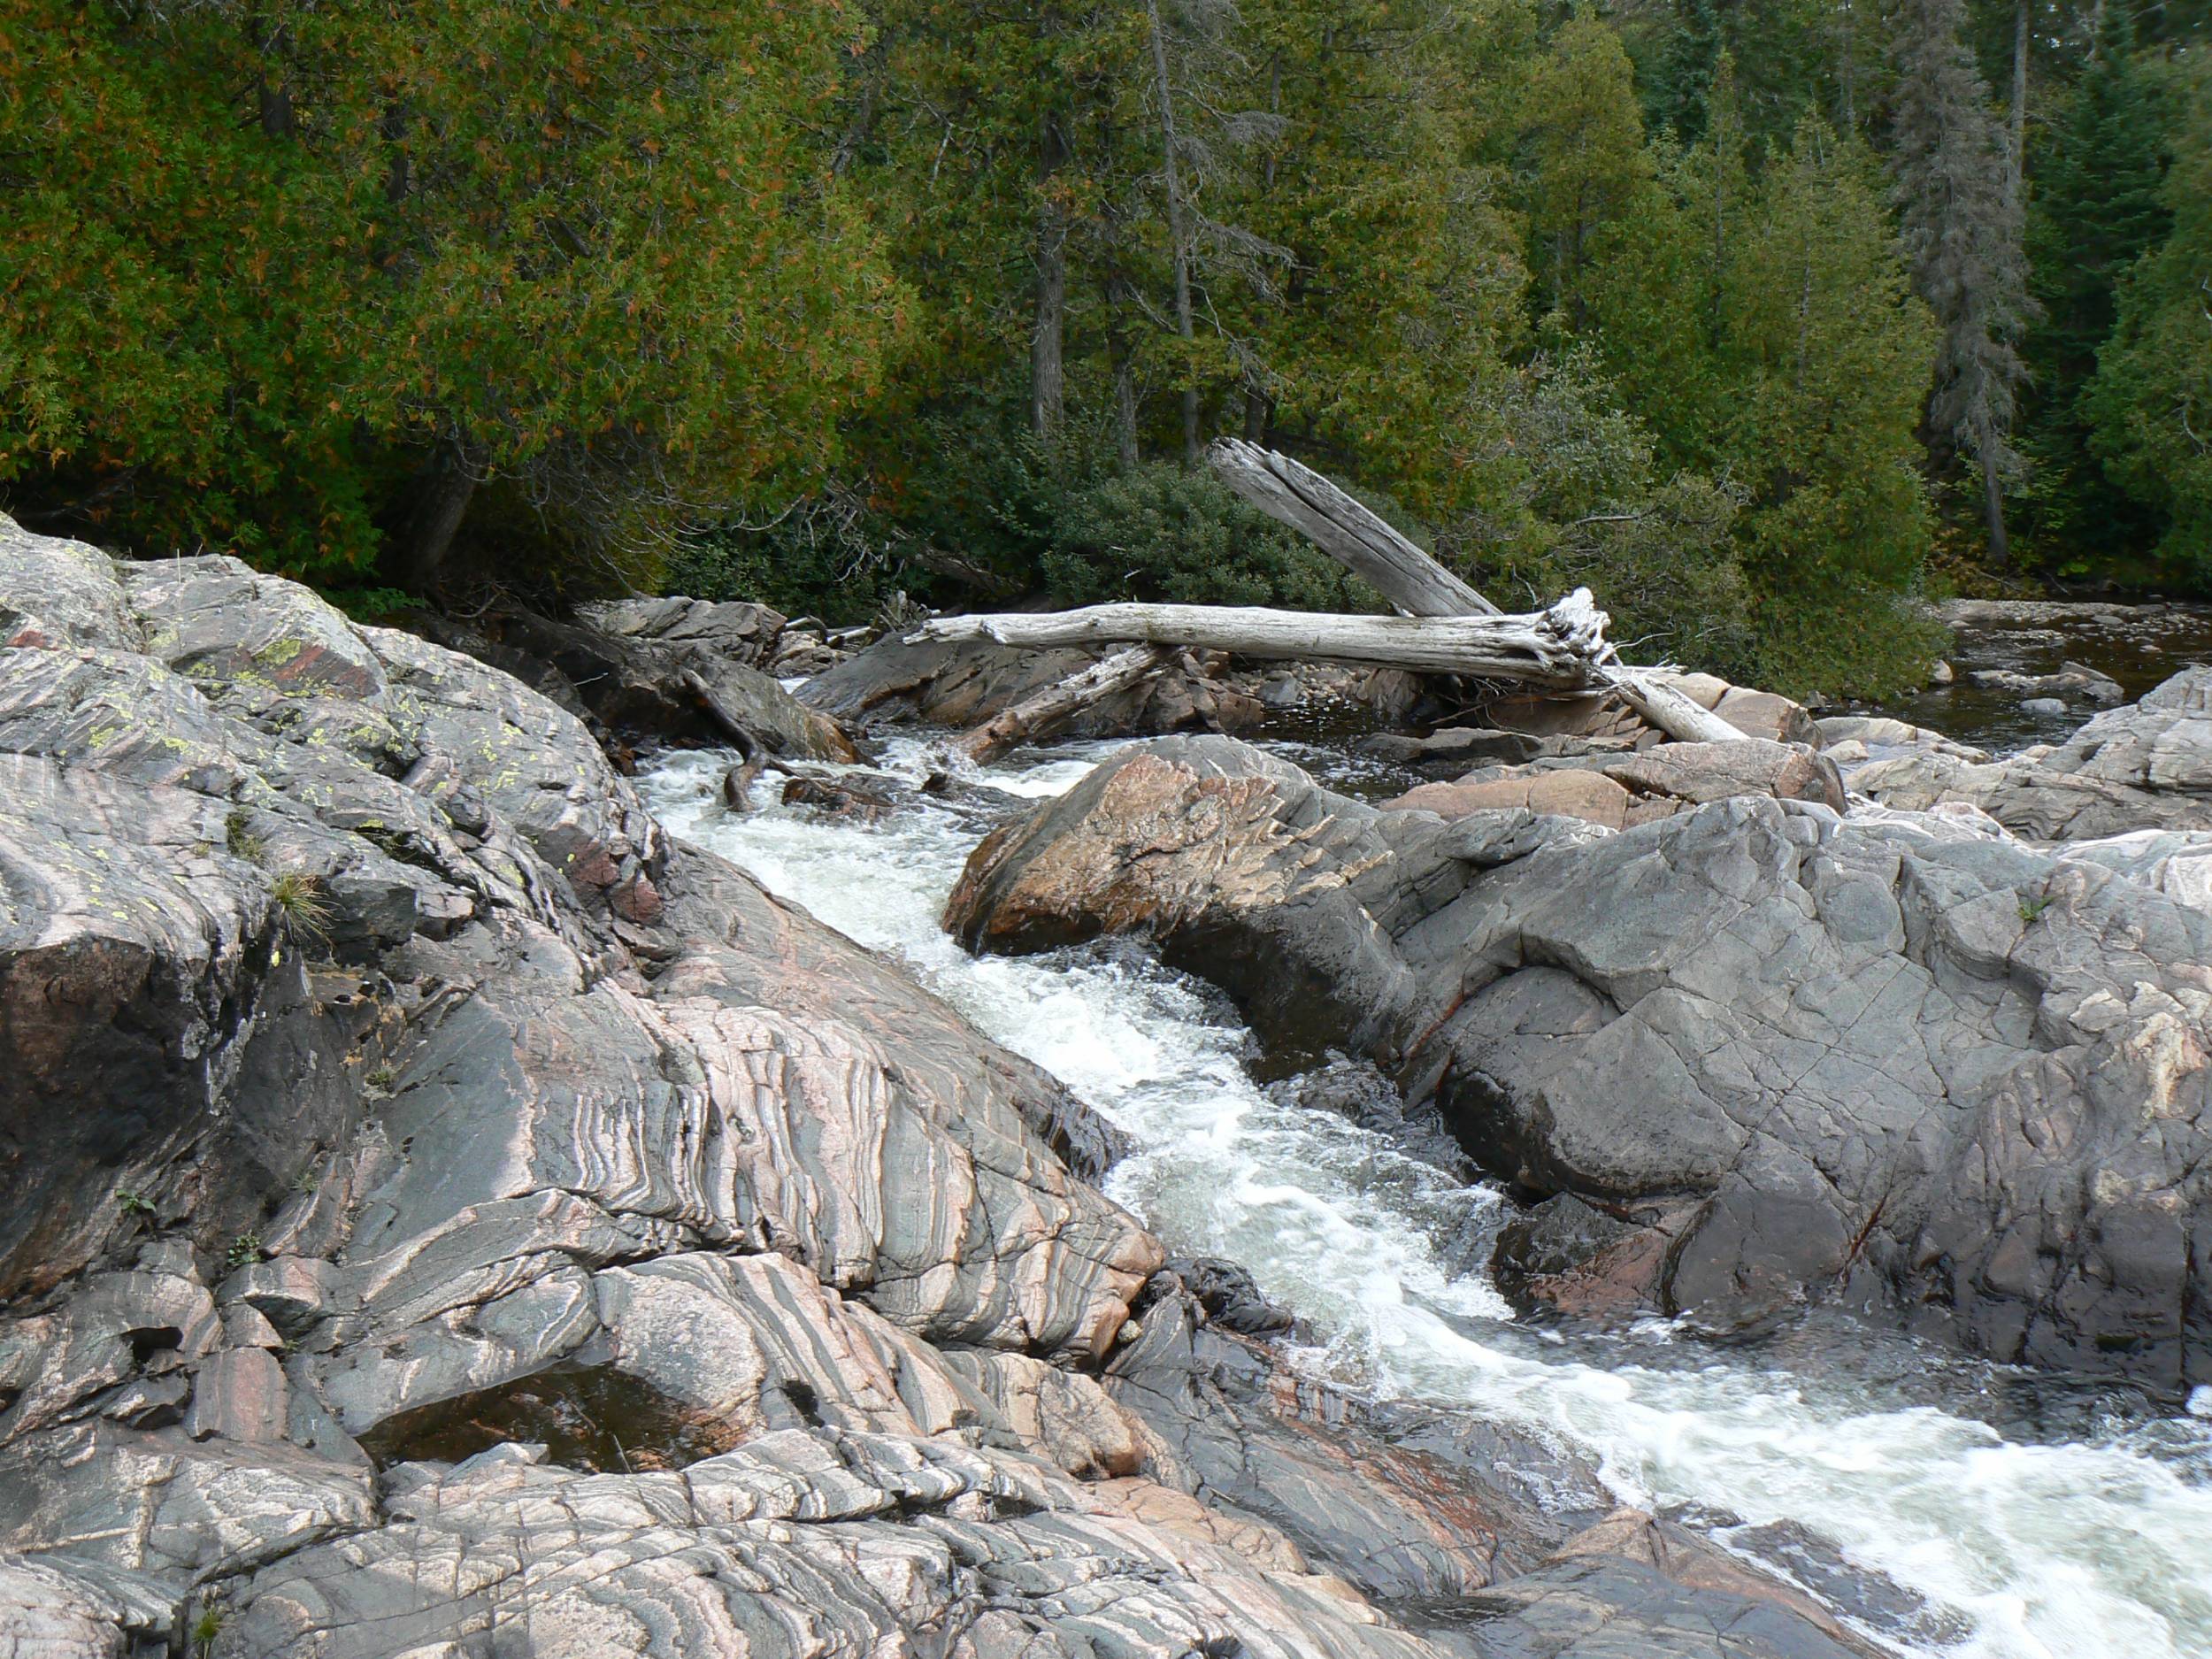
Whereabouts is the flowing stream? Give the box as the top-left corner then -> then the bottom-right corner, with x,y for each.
642,735 -> 2212,1659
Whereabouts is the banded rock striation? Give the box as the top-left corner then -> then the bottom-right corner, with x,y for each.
0,517 -> 1877,1659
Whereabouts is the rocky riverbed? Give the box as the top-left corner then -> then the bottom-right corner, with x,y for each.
0,518 -> 1915,1658
4,516 -> 2212,1659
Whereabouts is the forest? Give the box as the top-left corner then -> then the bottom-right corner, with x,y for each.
0,0 -> 2207,697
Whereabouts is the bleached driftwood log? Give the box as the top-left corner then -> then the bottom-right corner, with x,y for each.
1207,438 -> 1745,744
1209,438 -> 1496,618
920,591 -> 1614,687
947,643 -> 1175,766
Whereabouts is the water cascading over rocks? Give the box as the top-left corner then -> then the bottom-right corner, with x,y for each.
0,516 -> 1885,1659
945,730 -> 2212,1388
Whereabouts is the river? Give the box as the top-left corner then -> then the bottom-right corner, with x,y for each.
641,719 -> 2212,1659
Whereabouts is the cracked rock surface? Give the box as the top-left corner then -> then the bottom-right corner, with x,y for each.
947,733 -> 2212,1389
0,517 -> 1879,1657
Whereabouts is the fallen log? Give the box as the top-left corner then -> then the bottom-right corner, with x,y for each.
947,642 -> 1176,766
1601,668 -> 1747,746
682,668 -> 803,807
1207,439 -> 1746,744
1209,438 -> 1497,618
920,591 -> 1612,686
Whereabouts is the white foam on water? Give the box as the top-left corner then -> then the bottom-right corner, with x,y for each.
643,739 -> 2212,1659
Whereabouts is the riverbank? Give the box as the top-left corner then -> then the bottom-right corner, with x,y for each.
0,520 -> 1898,1658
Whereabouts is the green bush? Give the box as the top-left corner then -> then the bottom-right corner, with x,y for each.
1748,590 -> 1950,703
1041,465 -> 1373,611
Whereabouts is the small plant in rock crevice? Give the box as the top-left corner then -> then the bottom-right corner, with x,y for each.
224,1232 -> 263,1275
223,807 -> 265,864
267,870 -> 334,943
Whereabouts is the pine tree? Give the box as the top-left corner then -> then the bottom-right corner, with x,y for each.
2019,2 -> 2171,564
1721,117 -> 1941,686
2086,54 -> 2212,578
1889,0 -> 2037,566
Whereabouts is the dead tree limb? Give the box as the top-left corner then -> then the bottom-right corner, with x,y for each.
1208,438 -> 1496,618
920,593 -> 1613,686
1207,439 -> 1746,743
948,643 -> 1175,766
682,668 -> 804,808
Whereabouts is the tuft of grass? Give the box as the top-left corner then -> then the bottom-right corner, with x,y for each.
267,870 -> 333,942
191,1601 -> 225,1655
2018,892 -> 2055,925
224,807 -> 265,864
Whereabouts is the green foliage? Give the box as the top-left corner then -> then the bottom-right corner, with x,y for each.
2020,9 -> 2172,569
10,0 -> 2196,688
1442,350 -> 1755,676
267,870 -> 333,942
223,809 -> 265,864
0,0 -> 900,588
1041,464 -> 1371,609
2087,54 -> 2212,581
224,1233 -> 264,1275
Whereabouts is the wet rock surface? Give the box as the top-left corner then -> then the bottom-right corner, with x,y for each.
0,517 -> 1873,1658
947,731 -> 2212,1389
1852,665 -> 2212,837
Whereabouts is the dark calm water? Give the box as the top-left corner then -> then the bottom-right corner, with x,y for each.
1870,600 -> 2212,755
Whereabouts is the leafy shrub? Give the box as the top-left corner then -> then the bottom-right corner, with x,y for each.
1041,464 -> 1373,611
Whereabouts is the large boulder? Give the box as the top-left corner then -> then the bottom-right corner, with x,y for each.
0,518 -> 1870,1659
467,602 -> 856,761
1383,739 -> 1844,830
948,735 -> 2212,1389
1852,665 -> 2212,838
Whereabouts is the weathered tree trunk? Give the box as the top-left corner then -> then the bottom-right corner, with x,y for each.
1984,449 -> 2013,570
949,644 -> 1174,766
1145,0 -> 1201,466
1208,439 -> 1496,616
390,440 -> 479,595
1031,111 -> 1069,439
252,13 -> 296,140
1112,331 -> 1141,469
2010,0 -> 2030,201
1208,440 -> 1747,742
1604,669 -> 1748,746
919,595 -> 1614,686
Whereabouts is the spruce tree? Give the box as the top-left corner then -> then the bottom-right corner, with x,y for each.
2086,55 -> 2212,579
1888,0 -> 2036,565
2020,2 -> 2171,565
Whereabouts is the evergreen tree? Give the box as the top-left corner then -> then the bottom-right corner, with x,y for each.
1889,0 -> 2036,566
1721,118 -> 1944,691
2086,54 -> 2212,578
0,0 -> 896,589
2019,2 -> 2171,565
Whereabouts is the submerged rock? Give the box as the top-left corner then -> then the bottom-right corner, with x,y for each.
948,733 -> 2212,1390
